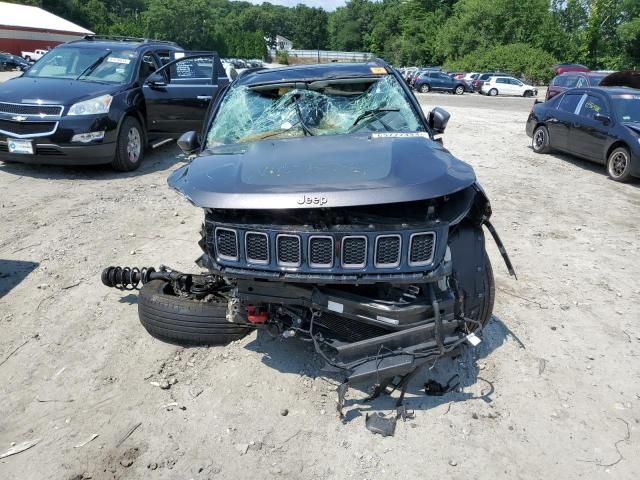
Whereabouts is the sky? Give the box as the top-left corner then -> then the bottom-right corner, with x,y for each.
237,0 -> 348,10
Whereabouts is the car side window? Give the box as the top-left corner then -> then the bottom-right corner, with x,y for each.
557,93 -> 583,113
579,95 -> 608,119
510,78 -> 522,85
156,50 -> 171,66
496,78 -> 507,84
139,53 -> 158,81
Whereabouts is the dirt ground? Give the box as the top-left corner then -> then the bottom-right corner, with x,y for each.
1,89 -> 639,480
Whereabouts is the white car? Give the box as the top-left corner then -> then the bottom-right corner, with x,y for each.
481,76 -> 538,97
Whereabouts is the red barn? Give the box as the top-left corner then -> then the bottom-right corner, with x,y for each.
0,1 -> 93,57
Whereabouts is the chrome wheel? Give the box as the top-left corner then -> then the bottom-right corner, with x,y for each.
609,151 -> 628,178
455,85 -> 464,95
126,127 -> 141,163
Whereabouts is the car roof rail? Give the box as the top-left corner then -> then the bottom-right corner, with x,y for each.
82,35 -> 178,46
237,67 -> 267,79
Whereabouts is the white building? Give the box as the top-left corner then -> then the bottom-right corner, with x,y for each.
0,1 -> 93,56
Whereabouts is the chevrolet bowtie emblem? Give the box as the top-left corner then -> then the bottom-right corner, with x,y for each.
12,115 -> 27,122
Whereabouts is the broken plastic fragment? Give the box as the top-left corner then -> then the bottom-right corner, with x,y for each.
365,412 -> 397,436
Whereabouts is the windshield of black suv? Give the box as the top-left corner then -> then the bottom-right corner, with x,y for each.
613,94 -> 640,123
206,74 -> 424,147
24,47 -> 136,84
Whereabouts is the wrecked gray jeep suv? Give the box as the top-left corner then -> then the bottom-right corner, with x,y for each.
102,61 -> 514,403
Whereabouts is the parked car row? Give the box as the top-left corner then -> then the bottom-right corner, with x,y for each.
397,67 -> 537,97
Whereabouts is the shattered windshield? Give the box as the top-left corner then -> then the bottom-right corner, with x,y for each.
206,74 -> 424,147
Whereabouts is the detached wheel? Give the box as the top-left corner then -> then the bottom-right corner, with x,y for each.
419,84 -> 431,93
488,88 -> 498,96
607,146 -> 633,182
112,116 -> 144,172
532,125 -> 551,154
454,85 -> 464,95
138,280 -> 251,345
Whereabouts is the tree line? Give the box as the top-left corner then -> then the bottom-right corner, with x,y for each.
9,0 -> 640,82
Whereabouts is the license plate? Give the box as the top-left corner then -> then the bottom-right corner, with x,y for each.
7,138 -> 33,154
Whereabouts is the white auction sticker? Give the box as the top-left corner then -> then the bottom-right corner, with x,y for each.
107,57 -> 131,64
466,332 -> 482,347
327,301 -> 343,313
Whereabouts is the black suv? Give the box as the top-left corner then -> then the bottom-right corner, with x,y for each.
103,61 -> 515,399
0,36 -> 229,171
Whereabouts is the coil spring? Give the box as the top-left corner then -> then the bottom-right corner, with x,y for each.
101,266 -> 156,290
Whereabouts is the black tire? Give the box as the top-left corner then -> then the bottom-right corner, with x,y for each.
607,146 -> 634,182
532,125 -> 551,154
111,116 -> 144,172
419,84 -> 431,93
523,90 -> 532,97
138,280 -> 251,345
476,253 -> 495,328
454,85 -> 464,95
488,88 -> 498,96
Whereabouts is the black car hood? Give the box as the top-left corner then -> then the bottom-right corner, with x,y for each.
0,76 -> 117,105
168,133 -> 476,209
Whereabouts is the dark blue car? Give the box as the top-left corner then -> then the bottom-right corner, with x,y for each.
526,87 -> 640,182
414,70 -> 467,95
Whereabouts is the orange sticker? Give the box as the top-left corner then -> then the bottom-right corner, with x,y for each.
370,67 -> 387,75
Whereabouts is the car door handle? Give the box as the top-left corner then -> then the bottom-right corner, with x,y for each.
197,95 -> 213,101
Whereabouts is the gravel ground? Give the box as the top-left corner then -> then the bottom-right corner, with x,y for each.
1,90 -> 639,480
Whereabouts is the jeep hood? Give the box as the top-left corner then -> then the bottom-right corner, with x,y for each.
168,133 -> 476,209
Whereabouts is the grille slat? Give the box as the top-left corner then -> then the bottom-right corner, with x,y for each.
245,232 -> 269,264
309,236 -> 333,267
375,235 -> 401,267
0,102 -> 63,116
207,223 -> 437,273
409,233 -> 435,266
215,228 -> 238,260
277,235 -> 301,266
0,119 -> 57,137
342,236 -> 367,268
317,312 -> 391,342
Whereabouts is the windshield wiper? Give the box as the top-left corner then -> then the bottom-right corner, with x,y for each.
76,51 -> 112,80
289,93 -> 315,136
351,108 -> 400,127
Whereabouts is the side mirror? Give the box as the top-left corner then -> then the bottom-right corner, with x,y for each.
146,73 -> 166,88
177,131 -> 200,155
428,107 -> 451,135
594,113 -> 610,125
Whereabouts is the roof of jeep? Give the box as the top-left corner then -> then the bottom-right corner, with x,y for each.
235,61 -> 390,86
64,36 -> 180,51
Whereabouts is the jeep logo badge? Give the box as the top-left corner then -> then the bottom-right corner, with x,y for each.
297,194 -> 328,206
